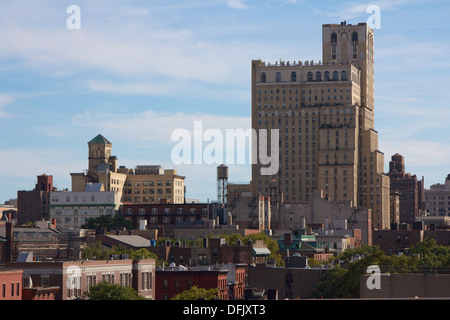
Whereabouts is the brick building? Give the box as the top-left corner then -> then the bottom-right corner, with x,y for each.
17,174 -> 56,225
156,266 -> 229,300
247,261 -> 327,299
0,221 -> 96,262
5,258 -> 156,300
0,269 -> 22,300
147,237 -> 269,267
123,202 -> 211,230
360,273 -> 450,298
387,153 -> 424,224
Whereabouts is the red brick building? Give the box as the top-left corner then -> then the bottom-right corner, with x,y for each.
22,287 -> 59,300
123,202 -> 210,230
0,269 -> 23,300
156,267 -> 229,300
5,258 -> 156,300
17,174 -> 56,225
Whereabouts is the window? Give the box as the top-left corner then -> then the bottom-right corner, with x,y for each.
276,72 -> 281,82
87,275 -> 97,292
341,70 -> 347,81
307,72 -> 313,82
142,272 -> 152,290
333,71 -> 339,81
316,71 -> 322,81
324,71 -> 330,81
41,276 -> 50,288
291,71 -> 297,82
261,72 -> 266,83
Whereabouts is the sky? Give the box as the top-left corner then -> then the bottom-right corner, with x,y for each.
1,0 -> 450,203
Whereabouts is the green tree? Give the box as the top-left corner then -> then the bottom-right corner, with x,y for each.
81,241 -> 111,260
213,232 -> 285,267
409,238 -> 450,267
111,246 -> 161,265
85,281 -> 148,300
81,214 -> 132,234
171,286 -> 219,300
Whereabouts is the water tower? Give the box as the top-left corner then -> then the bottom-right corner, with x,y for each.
217,164 -> 228,208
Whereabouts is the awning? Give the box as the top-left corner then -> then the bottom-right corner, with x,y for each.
252,247 -> 271,256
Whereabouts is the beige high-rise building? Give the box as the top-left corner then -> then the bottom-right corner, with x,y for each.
251,22 -> 390,229
71,135 -> 185,205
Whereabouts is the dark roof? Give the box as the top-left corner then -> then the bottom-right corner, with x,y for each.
88,134 -> 112,145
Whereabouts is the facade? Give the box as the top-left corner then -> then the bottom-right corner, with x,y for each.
0,269 -> 22,300
50,189 -> 119,229
123,166 -> 185,204
360,273 -> 450,299
17,174 -> 56,225
373,229 -> 424,255
247,262 -> 326,300
278,190 -> 372,244
71,135 -> 185,205
156,266 -> 229,300
123,202 -> 210,229
251,22 -> 390,230
6,258 -> 156,300
387,153 -> 424,224
147,237 -> 269,267
0,221 -> 96,262
227,192 -> 271,230
70,134 -> 128,201
424,174 -> 450,217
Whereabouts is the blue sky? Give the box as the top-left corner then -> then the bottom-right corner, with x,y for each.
1,0 -> 450,203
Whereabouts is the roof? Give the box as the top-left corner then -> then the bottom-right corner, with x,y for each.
84,183 -> 104,192
104,234 -> 151,248
252,247 -> 271,256
88,134 -> 112,145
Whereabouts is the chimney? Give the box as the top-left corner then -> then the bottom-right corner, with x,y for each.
5,222 -> 13,263
284,233 -> 292,247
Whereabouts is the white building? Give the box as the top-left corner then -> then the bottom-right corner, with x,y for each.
50,184 -> 120,229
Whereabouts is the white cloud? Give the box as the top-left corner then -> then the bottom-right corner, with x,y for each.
71,109 -> 252,144
227,0 -> 249,10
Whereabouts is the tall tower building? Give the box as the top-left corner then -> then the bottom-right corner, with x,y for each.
387,153 -> 424,224
251,22 -> 390,229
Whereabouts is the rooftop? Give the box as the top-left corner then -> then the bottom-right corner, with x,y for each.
88,134 -> 112,145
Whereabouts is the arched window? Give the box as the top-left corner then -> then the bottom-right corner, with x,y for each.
331,32 -> 337,43
316,71 -> 322,81
276,72 -> 281,82
333,71 -> 339,81
324,71 -> 330,81
307,72 -> 313,82
341,70 -> 347,81
352,32 -> 358,59
261,72 -> 266,83
291,71 -> 297,82
331,32 -> 337,60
